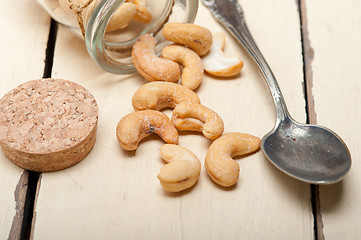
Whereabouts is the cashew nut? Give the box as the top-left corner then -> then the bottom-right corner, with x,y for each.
104,2 -> 137,32
161,45 -> 204,90
205,132 -> 261,187
132,82 -> 201,111
162,23 -> 213,56
158,144 -> 201,192
59,0 -> 138,33
116,110 -> 178,151
202,32 -> 244,77
127,0 -> 152,23
132,34 -> 181,82
172,103 -> 224,139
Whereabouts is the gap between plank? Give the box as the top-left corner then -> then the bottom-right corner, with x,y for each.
18,172 -> 40,240
43,19 -> 58,79
18,19 -> 58,240
297,1 -> 324,240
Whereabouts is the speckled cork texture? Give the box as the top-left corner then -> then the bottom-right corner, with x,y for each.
0,78 -> 98,172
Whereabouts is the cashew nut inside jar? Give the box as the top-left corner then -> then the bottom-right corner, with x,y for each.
36,0 -> 199,74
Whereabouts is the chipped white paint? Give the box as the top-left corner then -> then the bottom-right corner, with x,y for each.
305,0 -> 361,239
31,0 -> 312,239
0,0 -> 50,238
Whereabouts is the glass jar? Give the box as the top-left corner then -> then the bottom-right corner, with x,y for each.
37,0 -> 198,74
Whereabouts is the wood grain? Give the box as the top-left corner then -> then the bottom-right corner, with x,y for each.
7,171 -> 29,240
304,0 -> 361,239
0,0 -> 50,239
31,0 -> 313,239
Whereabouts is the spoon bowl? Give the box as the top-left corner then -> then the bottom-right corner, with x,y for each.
203,0 -> 351,183
262,117 -> 351,184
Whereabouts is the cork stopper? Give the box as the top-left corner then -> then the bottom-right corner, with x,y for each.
0,78 -> 98,172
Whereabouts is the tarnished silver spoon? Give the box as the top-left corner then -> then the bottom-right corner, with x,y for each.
203,0 -> 351,184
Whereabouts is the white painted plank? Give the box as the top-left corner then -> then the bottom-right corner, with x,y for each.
305,0 -> 361,239
0,0 -> 50,239
32,0 -> 313,239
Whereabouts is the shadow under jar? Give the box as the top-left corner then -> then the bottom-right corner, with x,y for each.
37,0 -> 199,74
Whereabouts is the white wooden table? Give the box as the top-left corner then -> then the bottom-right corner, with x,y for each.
1,0 -> 360,239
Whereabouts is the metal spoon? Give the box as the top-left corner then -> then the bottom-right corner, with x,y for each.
202,0 -> 351,184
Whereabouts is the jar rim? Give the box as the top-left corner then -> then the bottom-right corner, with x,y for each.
84,0 -> 199,74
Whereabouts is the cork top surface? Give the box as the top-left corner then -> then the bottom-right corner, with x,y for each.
0,78 -> 98,154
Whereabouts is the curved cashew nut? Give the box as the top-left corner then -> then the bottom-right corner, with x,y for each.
132,82 -> 201,111
127,0 -> 152,23
205,132 -> 261,187
59,0 -> 137,32
132,34 -> 181,82
105,2 -> 137,32
162,23 -> 213,56
202,32 -> 244,77
161,45 -> 204,90
158,144 -> 201,192
116,110 -> 178,151
172,103 -> 224,139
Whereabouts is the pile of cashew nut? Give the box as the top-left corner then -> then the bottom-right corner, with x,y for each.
58,0 -> 152,35
131,22 -> 245,90
116,22 -> 259,192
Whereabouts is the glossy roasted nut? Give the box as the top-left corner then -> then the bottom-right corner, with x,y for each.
161,45 -> 204,90
132,82 -> 201,111
172,103 -> 224,139
202,32 -> 244,77
205,132 -> 260,187
158,144 -> 201,192
132,34 -> 181,82
162,23 -> 213,56
116,110 -> 178,151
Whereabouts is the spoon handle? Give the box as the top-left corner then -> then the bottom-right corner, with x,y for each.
202,0 -> 290,121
